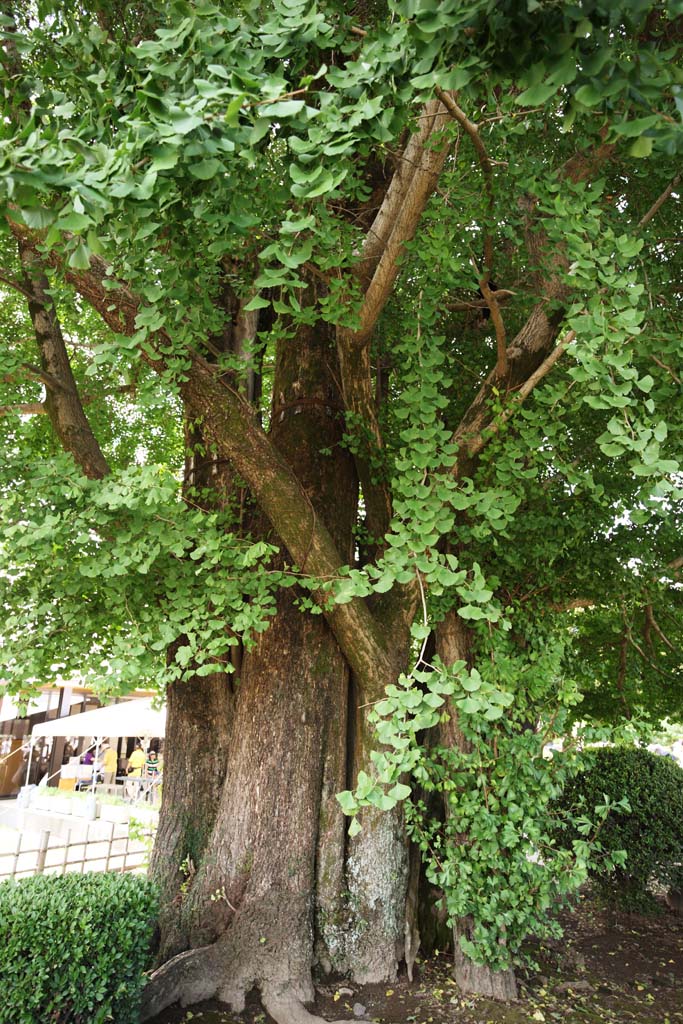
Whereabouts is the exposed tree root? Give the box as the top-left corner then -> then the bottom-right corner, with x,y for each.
140,940 -> 362,1024
262,988 -> 356,1024
140,945 -> 219,1021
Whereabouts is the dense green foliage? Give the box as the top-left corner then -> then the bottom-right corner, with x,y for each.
1,2 -> 681,703
555,746 -> 683,911
1,0 -> 682,983
340,633 -> 635,968
0,872 -> 158,1024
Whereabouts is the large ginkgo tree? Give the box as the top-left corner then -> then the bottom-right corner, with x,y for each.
1,1 -> 682,1019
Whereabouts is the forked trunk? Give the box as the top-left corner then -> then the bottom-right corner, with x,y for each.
144,320 -> 409,1021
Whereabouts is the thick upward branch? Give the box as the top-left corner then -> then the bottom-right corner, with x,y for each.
358,99 -> 450,293
338,99 -> 452,540
180,358 -> 395,698
351,99 -> 451,347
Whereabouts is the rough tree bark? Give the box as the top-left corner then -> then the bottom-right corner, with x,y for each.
151,342 -> 254,954
142,318 -> 411,1021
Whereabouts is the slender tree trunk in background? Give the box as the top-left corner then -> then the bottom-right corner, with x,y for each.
17,241 -> 111,480
144,319 -> 410,1020
436,611 -> 518,1001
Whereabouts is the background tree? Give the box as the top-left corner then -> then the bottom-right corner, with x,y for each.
1,1 -> 682,1019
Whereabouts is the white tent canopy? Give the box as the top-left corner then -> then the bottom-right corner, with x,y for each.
31,697 -> 166,739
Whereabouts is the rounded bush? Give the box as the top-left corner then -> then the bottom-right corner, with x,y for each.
0,872 -> 158,1024
555,745 -> 683,911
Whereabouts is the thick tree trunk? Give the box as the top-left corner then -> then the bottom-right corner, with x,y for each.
150,418 -> 245,957
169,591 -> 351,1001
144,319 -> 410,1021
436,612 -> 518,1001
150,671 -> 233,959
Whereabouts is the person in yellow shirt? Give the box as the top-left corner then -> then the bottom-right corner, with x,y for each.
101,743 -> 118,786
127,743 -> 145,776
125,742 -> 146,800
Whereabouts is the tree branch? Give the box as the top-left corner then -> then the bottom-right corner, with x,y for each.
667,555 -> 683,575
19,361 -> 65,392
471,257 -> 507,376
337,98 -> 452,542
644,603 -> 678,653
357,98 -> 450,295
625,626 -> 675,680
445,290 -> 516,312
452,330 -> 575,470
435,86 -> 495,272
549,597 -> 596,611
650,354 -> 681,385
180,358 -> 397,698
7,218 -> 155,357
0,267 -> 35,301
0,401 -> 45,416
351,98 -> 452,345
447,138 -> 617,481
638,173 -> 681,229
23,239 -> 397,698
447,292 -> 569,479
616,629 -> 632,719
17,239 -> 111,480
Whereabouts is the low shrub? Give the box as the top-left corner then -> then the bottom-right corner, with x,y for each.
0,871 -> 158,1024
554,745 -> 683,911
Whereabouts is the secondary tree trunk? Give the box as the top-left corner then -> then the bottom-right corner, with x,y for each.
150,421 -> 244,957
150,670 -> 233,959
436,611 -> 518,1001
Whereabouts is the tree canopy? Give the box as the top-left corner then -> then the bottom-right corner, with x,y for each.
2,0 -> 681,712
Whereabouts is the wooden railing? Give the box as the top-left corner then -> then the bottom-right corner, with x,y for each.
0,824 -> 151,880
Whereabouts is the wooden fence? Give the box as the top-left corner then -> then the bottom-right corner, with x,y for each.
0,824 -> 151,880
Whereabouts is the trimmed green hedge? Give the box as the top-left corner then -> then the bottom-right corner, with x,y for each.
0,872 -> 158,1024
555,745 -> 683,911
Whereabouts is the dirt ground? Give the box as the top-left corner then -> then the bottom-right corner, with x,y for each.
149,893 -> 683,1024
